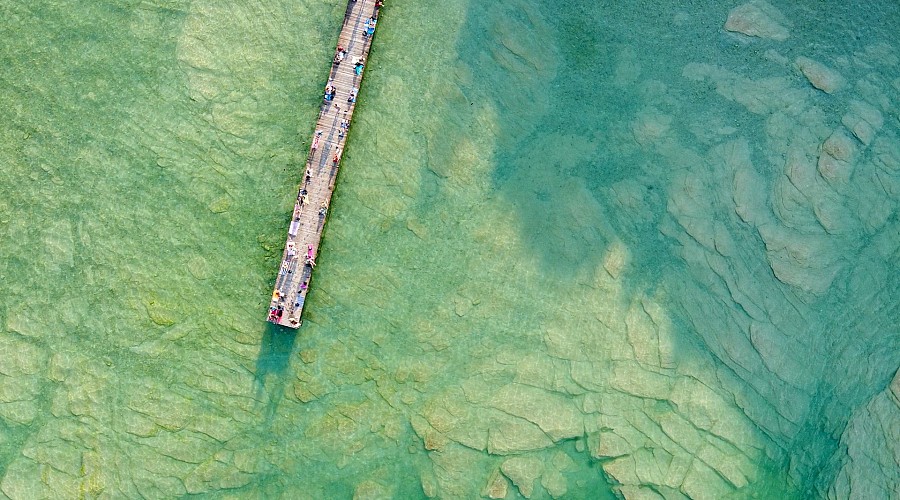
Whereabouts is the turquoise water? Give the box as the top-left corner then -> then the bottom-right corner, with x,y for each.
1,0 -> 898,498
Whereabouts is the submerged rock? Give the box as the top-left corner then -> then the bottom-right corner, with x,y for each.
481,468 -> 509,499
724,1 -> 791,41
0,335 -> 47,425
631,108 -> 673,147
429,446 -> 493,498
541,468 -> 568,499
353,480 -> 392,500
818,128 -> 857,186
795,56 -> 846,94
500,456 -> 543,498
841,100 -> 884,146
828,369 -> 900,499
489,383 -> 584,441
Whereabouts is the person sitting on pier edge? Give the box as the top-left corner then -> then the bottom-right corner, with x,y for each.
268,305 -> 284,322
324,84 -> 335,101
334,46 -> 346,64
353,58 -> 364,75
348,87 -> 358,103
311,130 -> 322,153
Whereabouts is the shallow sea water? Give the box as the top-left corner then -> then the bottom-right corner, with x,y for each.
1,0 -> 898,498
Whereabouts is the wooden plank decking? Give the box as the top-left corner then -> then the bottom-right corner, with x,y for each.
267,0 -> 383,328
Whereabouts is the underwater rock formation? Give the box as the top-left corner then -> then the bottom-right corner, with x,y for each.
724,1 -> 791,41
795,56 -> 846,94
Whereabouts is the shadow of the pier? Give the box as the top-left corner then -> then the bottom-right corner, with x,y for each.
253,322 -> 298,423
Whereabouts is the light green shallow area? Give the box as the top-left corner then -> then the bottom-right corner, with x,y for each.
0,0 -> 898,498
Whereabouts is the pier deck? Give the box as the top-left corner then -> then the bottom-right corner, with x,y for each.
268,0 -> 382,328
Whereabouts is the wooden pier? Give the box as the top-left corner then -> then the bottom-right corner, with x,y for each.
268,0 -> 383,328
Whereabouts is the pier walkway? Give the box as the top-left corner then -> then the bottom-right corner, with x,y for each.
268,0 -> 383,328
